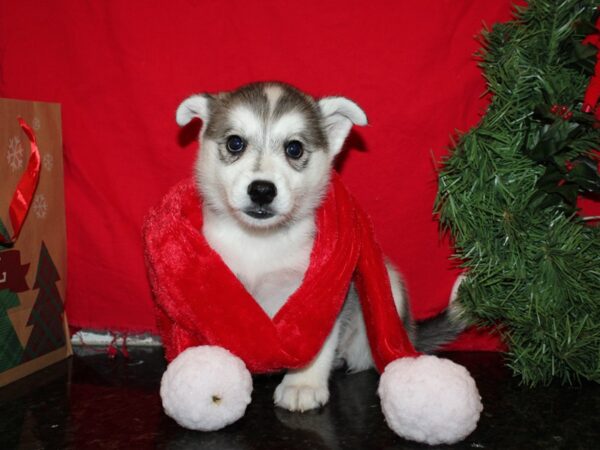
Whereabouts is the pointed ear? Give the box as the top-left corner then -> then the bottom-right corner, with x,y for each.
176,94 -> 212,127
318,96 -> 368,155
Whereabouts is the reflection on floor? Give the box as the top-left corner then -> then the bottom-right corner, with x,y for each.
0,348 -> 598,449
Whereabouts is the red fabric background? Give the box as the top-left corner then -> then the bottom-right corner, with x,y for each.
1,1 -> 520,347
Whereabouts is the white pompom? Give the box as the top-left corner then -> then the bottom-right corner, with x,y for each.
160,346 -> 253,431
378,355 -> 482,445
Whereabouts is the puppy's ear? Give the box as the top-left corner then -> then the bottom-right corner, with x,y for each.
176,94 -> 212,127
318,97 -> 368,156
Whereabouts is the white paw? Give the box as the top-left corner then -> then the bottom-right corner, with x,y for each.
274,381 -> 329,412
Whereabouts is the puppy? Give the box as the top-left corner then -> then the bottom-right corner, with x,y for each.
175,82 -> 463,413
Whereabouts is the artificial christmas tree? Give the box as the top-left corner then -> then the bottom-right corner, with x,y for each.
436,0 -> 600,385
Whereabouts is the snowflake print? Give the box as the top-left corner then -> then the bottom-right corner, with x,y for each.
43,153 -> 54,172
7,136 -> 24,171
32,117 -> 41,131
32,194 -> 48,219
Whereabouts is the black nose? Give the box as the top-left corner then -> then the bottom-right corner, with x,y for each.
247,180 -> 277,205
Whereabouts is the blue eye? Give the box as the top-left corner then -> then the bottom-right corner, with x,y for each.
285,140 -> 304,159
226,135 -> 245,153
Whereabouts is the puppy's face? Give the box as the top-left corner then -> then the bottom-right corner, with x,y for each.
176,82 -> 367,229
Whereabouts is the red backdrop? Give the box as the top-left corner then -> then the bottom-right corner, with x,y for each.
1,1 -> 519,348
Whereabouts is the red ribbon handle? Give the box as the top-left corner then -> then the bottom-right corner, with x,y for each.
1,118 -> 41,244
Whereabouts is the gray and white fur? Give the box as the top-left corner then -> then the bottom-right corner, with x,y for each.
176,82 -> 464,413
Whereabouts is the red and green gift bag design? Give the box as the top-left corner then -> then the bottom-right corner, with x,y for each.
0,98 -> 71,387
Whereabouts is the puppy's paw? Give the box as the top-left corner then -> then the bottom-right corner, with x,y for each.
274,380 -> 329,412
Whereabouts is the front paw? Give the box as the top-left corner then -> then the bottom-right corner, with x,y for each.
274,380 -> 329,412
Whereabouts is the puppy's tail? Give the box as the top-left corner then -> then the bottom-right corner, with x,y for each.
413,306 -> 467,353
413,276 -> 468,353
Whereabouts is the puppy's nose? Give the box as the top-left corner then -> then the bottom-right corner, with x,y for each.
247,180 -> 277,205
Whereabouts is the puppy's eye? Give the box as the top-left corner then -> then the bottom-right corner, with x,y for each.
226,135 -> 246,153
285,140 -> 304,159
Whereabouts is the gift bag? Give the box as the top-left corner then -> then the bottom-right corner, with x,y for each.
0,98 -> 71,387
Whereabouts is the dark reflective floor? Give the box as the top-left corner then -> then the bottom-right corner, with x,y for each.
0,348 -> 598,449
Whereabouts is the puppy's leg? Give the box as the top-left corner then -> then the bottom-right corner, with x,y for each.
337,263 -> 414,372
338,262 -> 467,369
274,319 -> 341,412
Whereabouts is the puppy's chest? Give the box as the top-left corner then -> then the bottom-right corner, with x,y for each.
203,221 -> 313,318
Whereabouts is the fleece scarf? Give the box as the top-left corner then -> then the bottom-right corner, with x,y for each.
143,173 -> 419,373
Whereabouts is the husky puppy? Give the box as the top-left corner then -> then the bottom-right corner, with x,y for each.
175,82 -> 462,413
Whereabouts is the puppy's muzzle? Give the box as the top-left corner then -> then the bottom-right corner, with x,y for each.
245,180 -> 277,219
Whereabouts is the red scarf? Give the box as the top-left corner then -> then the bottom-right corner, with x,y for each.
144,173 -> 418,373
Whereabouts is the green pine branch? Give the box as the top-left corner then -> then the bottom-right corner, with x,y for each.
436,0 -> 600,386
